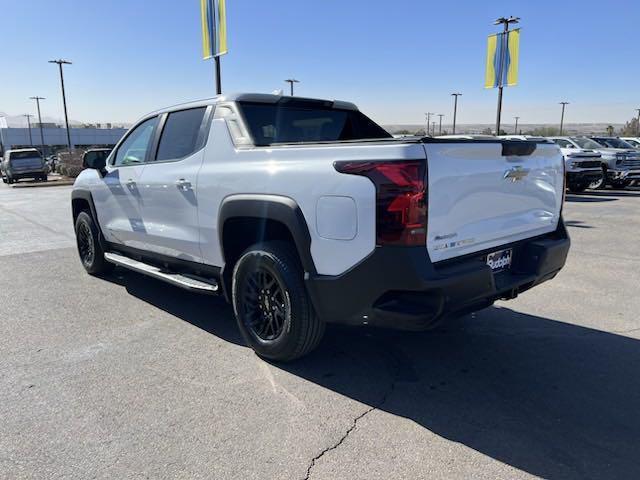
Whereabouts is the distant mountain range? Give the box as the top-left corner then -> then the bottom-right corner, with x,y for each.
383,123 -> 626,136
0,112 -> 130,129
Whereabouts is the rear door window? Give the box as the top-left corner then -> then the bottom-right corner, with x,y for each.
155,107 -> 207,161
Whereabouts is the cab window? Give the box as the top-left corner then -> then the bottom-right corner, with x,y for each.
113,116 -> 159,166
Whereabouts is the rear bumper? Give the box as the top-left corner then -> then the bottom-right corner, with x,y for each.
6,169 -> 47,178
306,222 -> 570,330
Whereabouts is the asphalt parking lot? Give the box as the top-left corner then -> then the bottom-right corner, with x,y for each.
1,182 -> 639,479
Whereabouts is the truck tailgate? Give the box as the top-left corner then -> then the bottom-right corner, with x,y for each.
424,140 -> 563,263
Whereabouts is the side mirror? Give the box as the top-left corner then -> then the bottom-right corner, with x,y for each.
82,151 -> 107,171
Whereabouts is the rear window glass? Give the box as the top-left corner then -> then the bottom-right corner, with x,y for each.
156,107 -> 207,161
239,101 -> 391,146
10,151 -> 41,160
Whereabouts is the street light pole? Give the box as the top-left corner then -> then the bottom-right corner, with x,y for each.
493,16 -> 520,135
432,121 -> 436,136
438,114 -> 444,135
49,59 -> 73,150
559,102 -> 569,136
285,79 -> 300,96
29,96 -> 46,155
514,116 -> 520,134
636,108 -> 640,136
451,93 -> 462,134
23,114 -> 34,146
425,112 -> 434,136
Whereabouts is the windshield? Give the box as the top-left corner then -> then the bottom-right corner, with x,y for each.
592,138 -> 634,149
624,139 -> 640,147
572,138 -> 604,149
9,150 -> 41,160
239,101 -> 391,146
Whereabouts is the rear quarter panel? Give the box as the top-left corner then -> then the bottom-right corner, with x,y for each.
197,119 -> 425,276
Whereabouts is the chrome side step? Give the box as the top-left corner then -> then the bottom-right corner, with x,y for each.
104,252 -> 219,294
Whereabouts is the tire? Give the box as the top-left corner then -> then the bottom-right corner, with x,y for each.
74,211 -> 114,275
568,183 -> 587,193
232,241 -> 325,362
610,180 -> 631,190
41,175 -> 48,182
588,175 -> 605,190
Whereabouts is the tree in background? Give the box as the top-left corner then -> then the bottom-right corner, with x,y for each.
620,117 -> 639,136
525,126 -> 560,136
606,125 -> 615,136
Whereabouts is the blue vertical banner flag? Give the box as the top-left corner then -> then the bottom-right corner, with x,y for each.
485,29 -> 520,88
201,0 -> 228,59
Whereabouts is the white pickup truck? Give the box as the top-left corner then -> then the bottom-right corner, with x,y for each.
71,93 -> 570,361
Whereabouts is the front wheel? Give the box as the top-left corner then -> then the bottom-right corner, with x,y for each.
588,175 -> 605,190
74,211 -> 114,275
232,241 -> 325,362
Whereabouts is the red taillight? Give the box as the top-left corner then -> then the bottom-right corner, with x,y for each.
334,160 -> 427,246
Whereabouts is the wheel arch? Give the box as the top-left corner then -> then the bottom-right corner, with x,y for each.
71,189 -> 106,247
218,195 -> 316,299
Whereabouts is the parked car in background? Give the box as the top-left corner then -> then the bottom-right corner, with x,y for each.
71,93 -> 569,361
587,136 -> 640,188
620,137 -> 640,149
1,148 -> 47,184
548,137 -> 604,191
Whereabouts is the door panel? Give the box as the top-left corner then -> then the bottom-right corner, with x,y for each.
137,151 -> 205,261
94,165 -> 146,247
93,116 -> 158,248
135,107 -> 209,262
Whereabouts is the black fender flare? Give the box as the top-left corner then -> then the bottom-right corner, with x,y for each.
218,194 -> 316,275
71,189 -> 107,248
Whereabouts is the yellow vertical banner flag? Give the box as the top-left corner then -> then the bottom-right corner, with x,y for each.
485,29 -> 520,88
201,0 -> 228,59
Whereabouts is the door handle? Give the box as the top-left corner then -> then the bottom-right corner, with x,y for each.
126,178 -> 136,187
175,178 -> 192,190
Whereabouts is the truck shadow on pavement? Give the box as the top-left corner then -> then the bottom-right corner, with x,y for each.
107,269 -> 640,479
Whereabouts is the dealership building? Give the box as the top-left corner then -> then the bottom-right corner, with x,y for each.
0,125 -> 127,156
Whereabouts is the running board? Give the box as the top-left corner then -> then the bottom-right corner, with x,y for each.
104,252 -> 219,294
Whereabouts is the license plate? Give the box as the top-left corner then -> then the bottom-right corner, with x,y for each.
487,248 -> 512,272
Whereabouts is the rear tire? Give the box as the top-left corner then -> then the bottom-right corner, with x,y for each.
74,211 -> 114,275
232,241 -> 325,362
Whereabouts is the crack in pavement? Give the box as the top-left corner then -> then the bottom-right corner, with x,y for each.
302,347 -> 401,480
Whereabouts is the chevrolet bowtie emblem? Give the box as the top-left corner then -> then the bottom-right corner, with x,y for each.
504,166 -> 530,182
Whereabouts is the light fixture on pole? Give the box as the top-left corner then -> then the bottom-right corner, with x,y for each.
285,79 -> 300,96
29,96 -> 46,155
438,114 -> 444,135
514,116 -> 520,134
48,59 -> 73,150
491,16 -> 520,135
23,114 -> 34,146
559,102 -> 569,136
451,93 -> 462,134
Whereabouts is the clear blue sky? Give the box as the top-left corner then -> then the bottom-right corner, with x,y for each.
2,0 -> 639,126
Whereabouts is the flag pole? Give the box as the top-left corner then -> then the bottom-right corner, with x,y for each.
215,56 -> 222,95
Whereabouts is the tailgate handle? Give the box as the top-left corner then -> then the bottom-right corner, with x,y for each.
502,141 -> 537,157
